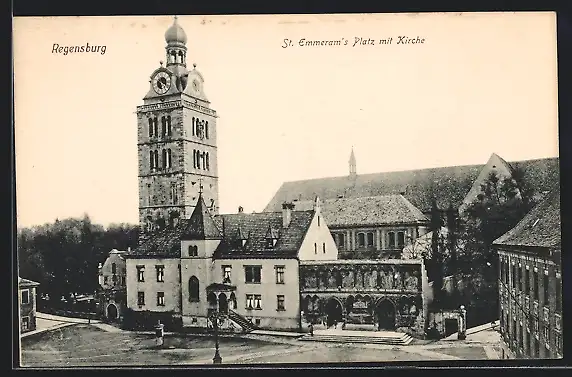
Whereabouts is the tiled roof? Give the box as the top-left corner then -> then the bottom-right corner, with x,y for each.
18,277 -> 40,287
288,195 -> 428,227
213,210 -> 314,258
125,220 -> 190,258
181,193 -> 222,240
126,209 -> 315,259
494,184 -> 561,249
264,156 -> 559,213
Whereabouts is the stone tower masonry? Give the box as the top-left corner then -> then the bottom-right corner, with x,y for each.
136,16 -> 219,244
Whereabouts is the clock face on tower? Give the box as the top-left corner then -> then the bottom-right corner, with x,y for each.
152,71 -> 171,95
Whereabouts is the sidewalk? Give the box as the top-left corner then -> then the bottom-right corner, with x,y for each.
443,320 -> 499,341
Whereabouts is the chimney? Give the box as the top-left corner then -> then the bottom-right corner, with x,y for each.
238,206 -> 244,213
282,202 -> 295,228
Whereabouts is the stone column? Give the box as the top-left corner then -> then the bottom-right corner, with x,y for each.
381,229 -> 386,250
376,229 -> 381,250
346,230 -> 351,251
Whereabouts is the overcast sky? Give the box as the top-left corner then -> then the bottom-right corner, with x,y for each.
13,12 -> 559,228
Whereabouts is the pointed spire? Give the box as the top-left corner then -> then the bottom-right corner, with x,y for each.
182,192 -> 221,240
349,146 -> 357,176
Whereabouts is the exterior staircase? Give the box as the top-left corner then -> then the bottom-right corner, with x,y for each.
228,309 -> 257,333
299,330 -> 413,346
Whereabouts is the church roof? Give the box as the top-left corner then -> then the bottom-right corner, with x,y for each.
263,156 -> 559,214
494,184 -> 561,250
213,210 -> 315,258
285,195 -> 428,228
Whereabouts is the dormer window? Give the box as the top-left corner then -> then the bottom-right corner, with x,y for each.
265,226 -> 279,249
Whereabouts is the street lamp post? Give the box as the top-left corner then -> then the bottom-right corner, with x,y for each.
209,311 -> 223,364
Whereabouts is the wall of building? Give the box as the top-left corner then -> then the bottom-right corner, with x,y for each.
212,258 -> 300,330
331,225 -> 424,259
126,258 -> 181,314
100,251 -> 127,289
298,210 -> 339,261
180,239 -> 220,327
498,248 -> 562,359
19,286 -> 37,333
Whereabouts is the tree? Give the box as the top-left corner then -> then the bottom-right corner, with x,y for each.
454,170 -> 536,324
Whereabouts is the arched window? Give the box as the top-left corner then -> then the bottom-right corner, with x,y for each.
192,117 -> 196,136
149,150 -> 155,170
153,118 -> 159,137
154,150 -> 159,170
188,245 -> 198,257
167,116 -> 172,136
388,232 -> 396,249
202,152 -> 206,170
367,232 -> 374,247
189,276 -> 199,302
178,51 -> 184,65
166,149 -> 172,169
162,149 -> 167,169
148,118 -> 154,137
205,121 -> 209,139
111,263 -> 117,274
161,116 -> 166,137
357,233 -> 366,248
206,152 -> 210,170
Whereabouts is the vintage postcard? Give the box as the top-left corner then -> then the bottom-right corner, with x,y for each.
13,12 -> 561,367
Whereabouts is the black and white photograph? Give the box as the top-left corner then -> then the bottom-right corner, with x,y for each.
13,12 -> 562,366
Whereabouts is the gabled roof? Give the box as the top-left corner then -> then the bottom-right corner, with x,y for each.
263,156 -> 559,213
282,195 -> 428,228
19,277 -> 40,287
213,210 -> 314,258
181,193 -> 222,240
494,184 -> 561,249
125,221 -> 189,258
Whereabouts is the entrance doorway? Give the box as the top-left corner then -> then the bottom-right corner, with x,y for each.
218,293 -> 229,314
325,298 -> 343,327
375,300 -> 396,330
106,303 -> 118,321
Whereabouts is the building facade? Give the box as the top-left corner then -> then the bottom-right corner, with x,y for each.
97,249 -> 127,321
19,277 -> 40,333
299,259 -> 429,337
125,194 -> 337,332
494,186 -> 562,359
137,16 -> 219,245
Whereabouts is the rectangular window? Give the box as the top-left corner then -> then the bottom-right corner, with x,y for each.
532,271 -> 539,300
137,266 -> 145,282
254,294 -> 262,310
245,266 -> 261,284
246,294 -> 254,309
543,272 -> 550,307
137,291 -> 145,306
397,231 -> 405,248
357,233 -> 365,248
222,265 -> 232,284
556,275 -> 562,312
322,243 -> 326,253
157,292 -> 165,306
22,316 -> 30,331
21,289 -> 30,305
388,232 -> 396,248
156,265 -> 165,282
104,276 -> 108,285
367,232 -> 374,247
275,266 -> 285,284
277,295 -> 285,311
338,233 -> 345,249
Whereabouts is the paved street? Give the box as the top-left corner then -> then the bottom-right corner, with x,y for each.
20,323 -> 501,366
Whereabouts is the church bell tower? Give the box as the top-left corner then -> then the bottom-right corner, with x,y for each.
136,16 -> 220,244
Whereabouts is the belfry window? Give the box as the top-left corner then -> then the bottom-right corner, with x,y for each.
161,116 -> 166,137
192,117 -> 196,136
206,152 -> 210,170
167,116 -> 172,136
205,121 -> 209,139
148,118 -> 154,137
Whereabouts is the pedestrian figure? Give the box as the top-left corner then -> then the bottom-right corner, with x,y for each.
309,323 -> 314,336
334,321 -> 337,329
341,320 -> 346,330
